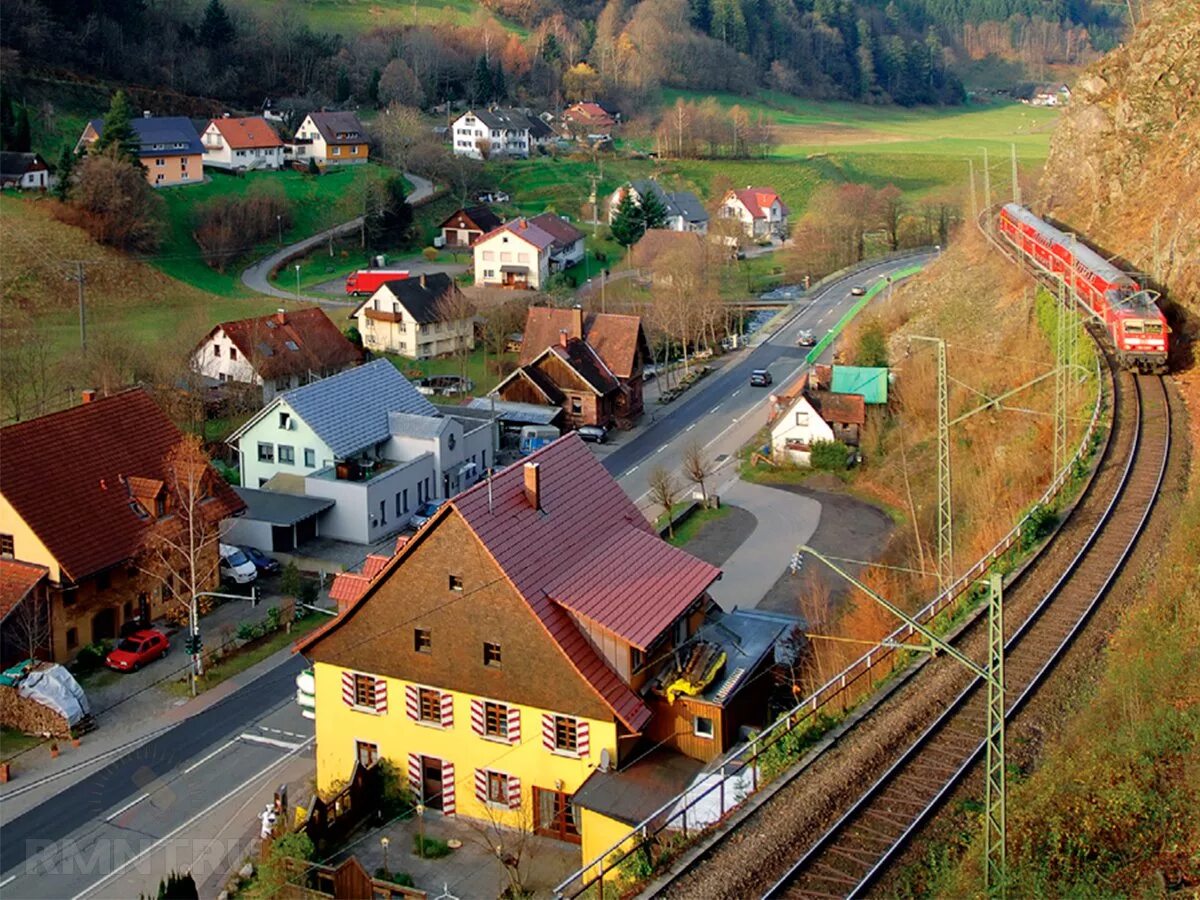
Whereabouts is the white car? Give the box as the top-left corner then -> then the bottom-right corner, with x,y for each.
219,543 -> 258,585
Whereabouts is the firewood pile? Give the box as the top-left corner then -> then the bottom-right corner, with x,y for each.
0,684 -> 71,738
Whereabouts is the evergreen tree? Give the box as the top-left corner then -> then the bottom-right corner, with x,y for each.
610,190 -> 644,247
367,68 -> 382,107
53,147 -> 76,200
96,91 -> 140,165
0,93 -> 14,150
856,19 -> 880,100
470,56 -> 494,105
542,33 -> 560,63
639,188 -> 669,231
198,0 -> 235,50
491,64 -> 507,102
307,157 -> 320,175
13,106 -> 31,153
335,69 -> 351,103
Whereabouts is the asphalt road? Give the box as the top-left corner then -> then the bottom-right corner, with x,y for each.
0,656 -> 309,895
607,252 -> 935,503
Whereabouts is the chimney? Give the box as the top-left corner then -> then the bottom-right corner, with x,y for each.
419,273 -> 426,288
81,389 -> 97,404
519,218 -> 527,230
274,309 -> 286,325
571,304 -> 584,339
523,462 -> 541,511
559,328 -> 569,349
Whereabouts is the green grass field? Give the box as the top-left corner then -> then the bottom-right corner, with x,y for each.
153,164 -> 387,296
232,0 -> 524,35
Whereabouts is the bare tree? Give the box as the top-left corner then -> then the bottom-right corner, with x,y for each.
3,590 -> 51,661
0,320 -> 60,423
648,465 -> 681,538
138,435 -> 229,690
681,440 -> 715,508
433,285 -> 477,389
371,103 -> 427,172
462,799 -> 539,898
67,145 -> 163,252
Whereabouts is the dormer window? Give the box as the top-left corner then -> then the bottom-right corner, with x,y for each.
279,412 -> 291,429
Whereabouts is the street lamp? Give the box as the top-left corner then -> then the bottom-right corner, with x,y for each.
380,836 -> 390,874
294,263 -> 301,303
276,214 -> 283,245
415,803 -> 426,857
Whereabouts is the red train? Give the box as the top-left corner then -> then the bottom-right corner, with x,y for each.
998,203 -> 1168,373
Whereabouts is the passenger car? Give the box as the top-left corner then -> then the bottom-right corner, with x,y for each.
105,629 -> 169,672
796,329 -> 816,347
241,546 -> 280,575
850,286 -> 866,296
749,369 -> 773,387
219,543 -> 258,585
411,500 -> 444,528
577,425 -> 607,444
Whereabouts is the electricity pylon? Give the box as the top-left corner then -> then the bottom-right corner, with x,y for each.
913,335 -> 953,589
1010,143 -> 1020,206
798,547 -> 1007,895
1053,278 -> 1070,476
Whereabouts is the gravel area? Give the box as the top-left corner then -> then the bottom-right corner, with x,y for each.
658,364 -> 1133,900
678,505 -> 757,568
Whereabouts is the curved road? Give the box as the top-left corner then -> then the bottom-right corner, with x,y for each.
240,171 -> 436,304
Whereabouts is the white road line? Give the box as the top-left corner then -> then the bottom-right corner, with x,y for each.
655,444 -> 669,454
710,405 -> 721,413
104,793 -> 149,822
182,737 -> 239,775
71,737 -> 314,900
685,423 -> 696,432
732,389 -> 742,397
625,465 -> 640,476
240,733 -> 304,751
1,874 -> 18,889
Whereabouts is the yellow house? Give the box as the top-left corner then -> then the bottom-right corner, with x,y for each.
295,434 -> 721,852
291,111 -> 369,166
75,116 -> 204,187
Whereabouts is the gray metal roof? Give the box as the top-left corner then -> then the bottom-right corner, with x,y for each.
388,411 -> 449,439
233,487 -> 334,526
282,359 -> 437,458
670,190 -> 709,224
466,397 -> 561,425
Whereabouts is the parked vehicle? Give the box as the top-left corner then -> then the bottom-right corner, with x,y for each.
750,369 -> 773,387
796,329 -> 817,347
240,546 -> 280,575
850,285 -> 867,296
410,500 -> 444,529
105,629 -> 169,672
642,365 -> 658,380
414,375 -> 475,397
219,543 -> 258,585
577,425 -> 607,444
519,425 -> 560,455
344,269 -> 409,296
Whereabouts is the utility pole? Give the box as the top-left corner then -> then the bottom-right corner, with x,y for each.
983,571 -> 1007,894
64,261 -> 90,352
587,173 -> 600,237
968,159 -> 978,221
913,335 -> 953,589
1053,277 -> 1069,476
1010,143 -> 1020,206
982,147 -> 992,215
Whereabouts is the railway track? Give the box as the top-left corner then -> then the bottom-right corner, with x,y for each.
761,371 -> 1169,898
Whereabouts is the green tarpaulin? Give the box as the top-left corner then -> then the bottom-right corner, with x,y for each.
831,366 -> 889,404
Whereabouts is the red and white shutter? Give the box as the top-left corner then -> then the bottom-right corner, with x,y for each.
440,691 -> 454,728
341,671 -> 355,707
404,685 -> 419,721
541,714 -> 555,750
407,754 -> 422,795
470,699 -> 484,736
507,774 -> 521,810
506,706 -> 521,744
577,720 -> 590,757
374,678 -> 388,714
442,761 -> 456,815
474,768 -> 488,804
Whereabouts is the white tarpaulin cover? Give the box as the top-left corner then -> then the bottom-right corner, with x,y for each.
18,665 -> 90,726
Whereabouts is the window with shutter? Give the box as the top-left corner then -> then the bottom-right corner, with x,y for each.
506,706 -> 521,744
442,761 -> 456,815
483,701 -> 507,739
470,698 -> 485,735
418,688 -> 441,723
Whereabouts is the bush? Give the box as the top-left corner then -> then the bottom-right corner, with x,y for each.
810,439 -> 852,471
855,321 -> 889,367
345,326 -> 362,347
307,157 -> 320,175
63,147 -> 163,252
273,832 -> 314,862
148,871 -> 198,899
1021,503 -> 1057,551
71,641 -> 111,675
236,622 -> 256,642
378,759 -> 416,820
412,834 -> 452,858
194,188 -> 293,272
422,247 -> 439,262
281,561 -> 303,598
375,868 -> 414,887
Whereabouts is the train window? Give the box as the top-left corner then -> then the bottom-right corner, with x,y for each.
1124,321 -> 1143,333
1143,321 -> 1163,334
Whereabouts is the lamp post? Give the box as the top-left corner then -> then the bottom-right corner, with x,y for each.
276,214 -> 283,245
415,803 -> 426,858
380,836 -> 390,875
294,263 -> 301,303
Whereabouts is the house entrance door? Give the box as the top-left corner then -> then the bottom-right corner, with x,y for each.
421,756 -> 443,811
91,607 -> 117,642
534,787 -> 581,843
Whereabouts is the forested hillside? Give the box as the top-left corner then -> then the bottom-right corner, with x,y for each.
0,0 -> 1122,130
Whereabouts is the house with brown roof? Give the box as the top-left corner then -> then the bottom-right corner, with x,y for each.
0,390 -> 244,660
350,273 -> 475,360
294,434 -> 729,858
201,116 -> 284,170
0,559 -> 50,668
289,111 -> 369,166
562,101 -> 617,138
492,306 -> 649,428
768,372 -> 865,465
719,186 -> 789,239
190,307 -> 362,402
437,206 -> 503,250
528,212 -> 586,270
472,218 -> 557,289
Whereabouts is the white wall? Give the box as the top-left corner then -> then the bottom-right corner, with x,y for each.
474,231 -> 548,288
770,395 -> 834,466
236,399 -> 333,489
304,454 -> 434,544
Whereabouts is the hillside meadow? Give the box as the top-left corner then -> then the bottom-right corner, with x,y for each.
229,0 -> 524,35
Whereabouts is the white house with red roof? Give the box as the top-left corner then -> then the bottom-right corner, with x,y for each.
719,186 -> 790,239
201,116 -> 285,170
472,217 -> 557,289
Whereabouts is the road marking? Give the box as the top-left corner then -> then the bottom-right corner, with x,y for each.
656,444 -> 669,454
182,737 -> 239,775
710,405 -> 721,414
685,423 -> 696,432
625,465 -> 639,476
240,733 -> 304,751
732,389 -> 742,397
72,737 -> 314,900
0,875 -> 15,889
105,793 -> 149,822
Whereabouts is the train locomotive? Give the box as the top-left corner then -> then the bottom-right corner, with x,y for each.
998,203 -> 1169,374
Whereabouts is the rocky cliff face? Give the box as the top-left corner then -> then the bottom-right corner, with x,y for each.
1039,0 -> 1200,318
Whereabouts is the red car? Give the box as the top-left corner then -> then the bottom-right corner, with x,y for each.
105,629 -> 169,672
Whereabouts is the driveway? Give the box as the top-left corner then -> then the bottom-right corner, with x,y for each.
240,171 -> 436,304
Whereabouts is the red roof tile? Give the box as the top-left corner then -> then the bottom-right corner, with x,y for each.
329,572 -> 371,610
451,435 -> 720,730
205,308 -> 362,381
478,219 -> 557,251
729,187 -> 786,219
811,391 -> 866,426
0,390 -> 244,582
362,554 -> 390,579
519,307 -> 647,379
0,560 -> 48,622
207,117 -> 283,150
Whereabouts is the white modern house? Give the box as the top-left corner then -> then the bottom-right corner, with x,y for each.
201,116 -> 285,170
450,108 -> 551,159
350,273 -> 475,360
473,218 -> 555,289
719,187 -> 789,239
227,360 -> 496,545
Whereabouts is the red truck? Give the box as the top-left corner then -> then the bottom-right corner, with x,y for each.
344,269 -> 409,296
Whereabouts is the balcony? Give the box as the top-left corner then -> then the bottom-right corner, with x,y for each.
310,458 -> 398,484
